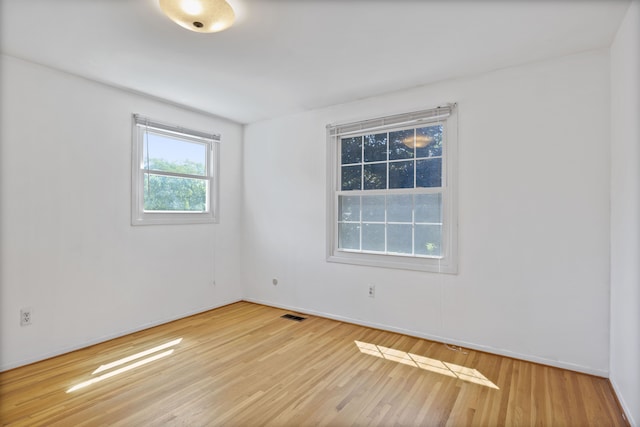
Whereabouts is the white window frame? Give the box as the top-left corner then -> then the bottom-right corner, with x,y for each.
326,104 -> 458,273
131,114 -> 220,226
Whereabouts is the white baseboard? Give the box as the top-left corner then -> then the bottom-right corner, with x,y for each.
243,297 -> 609,378
0,298 -> 242,372
610,377 -> 637,427
2,296 -> 611,380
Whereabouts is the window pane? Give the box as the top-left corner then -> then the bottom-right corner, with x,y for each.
387,224 -> 412,254
362,223 -> 385,252
414,193 -> 442,223
416,159 -> 442,188
416,125 -> 443,158
364,133 -> 387,162
144,174 -> 207,211
389,129 -> 414,160
415,224 -> 442,256
341,136 -> 362,164
339,223 -> 360,250
144,132 -> 206,176
387,194 -> 413,222
362,195 -> 385,222
338,195 -> 360,221
363,163 -> 387,190
389,161 -> 414,188
341,165 -> 362,190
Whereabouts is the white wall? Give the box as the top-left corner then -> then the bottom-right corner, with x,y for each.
0,55 -> 244,371
610,1 -> 640,425
243,50 -> 611,375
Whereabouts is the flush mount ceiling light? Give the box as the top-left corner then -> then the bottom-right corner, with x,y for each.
159,0 -> 235,33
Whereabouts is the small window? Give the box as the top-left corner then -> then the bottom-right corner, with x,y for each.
327,105 -> 458,273
131,115 -> 219,225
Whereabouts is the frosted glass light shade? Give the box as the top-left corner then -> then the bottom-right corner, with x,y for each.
159,0 -> 235,33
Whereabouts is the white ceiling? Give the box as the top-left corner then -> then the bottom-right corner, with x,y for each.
0,0 -> 630,124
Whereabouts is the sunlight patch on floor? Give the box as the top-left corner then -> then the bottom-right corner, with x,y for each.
354,340 -> 499,389
66,338 -> 182,393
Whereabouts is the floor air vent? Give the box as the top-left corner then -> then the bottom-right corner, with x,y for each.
281,314 -> 306,322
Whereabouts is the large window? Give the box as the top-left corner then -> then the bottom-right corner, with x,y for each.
131,115 -> 219,225
327,105 -> 458,273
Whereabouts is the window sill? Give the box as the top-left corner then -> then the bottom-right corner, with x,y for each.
327,251 -> 457,274
131,211 -> 217,226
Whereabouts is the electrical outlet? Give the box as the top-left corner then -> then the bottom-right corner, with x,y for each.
20,308 -> 32,326
368,284 -> 375,298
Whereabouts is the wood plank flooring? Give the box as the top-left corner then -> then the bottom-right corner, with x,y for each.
0,302 -> 628,426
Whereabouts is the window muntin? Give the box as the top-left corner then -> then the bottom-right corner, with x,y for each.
338,123 -> 444,258
132,115 -> 219,225
327,105 -> 457,273
340,124 -> 443,192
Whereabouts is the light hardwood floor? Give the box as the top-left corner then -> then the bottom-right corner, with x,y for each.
0,302 -> 628,426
